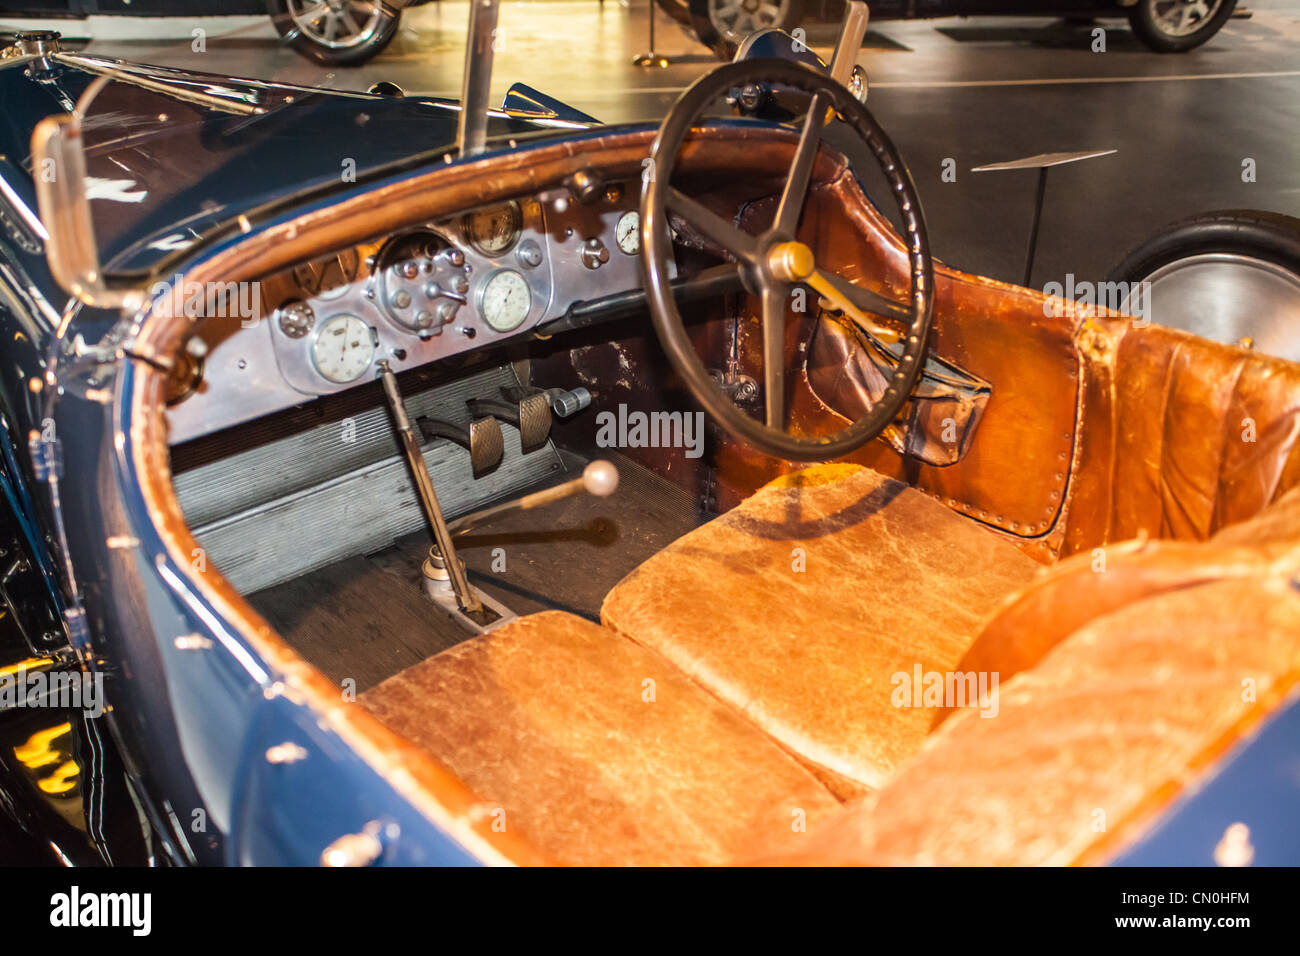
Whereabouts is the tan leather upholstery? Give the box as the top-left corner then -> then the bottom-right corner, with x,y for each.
1065,321 -> 1300,555
601,464 -> 1040,794
774,574 -> 1300,865
359,610 -> 840,866
939,483 -> 1300,726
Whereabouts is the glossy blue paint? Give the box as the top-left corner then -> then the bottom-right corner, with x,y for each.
1110,683 -> 1300,866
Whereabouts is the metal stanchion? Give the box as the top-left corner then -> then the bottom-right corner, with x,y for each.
632,0 -> 671,68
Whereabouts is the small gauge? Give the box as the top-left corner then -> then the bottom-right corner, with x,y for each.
615,210 -> 641,255
464,201 -> 523,256
293,249 -> 361,301
312,314 -> 375,384
479,270 -> 532,333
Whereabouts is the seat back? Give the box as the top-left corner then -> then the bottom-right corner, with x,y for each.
1064,320 -> 1300,555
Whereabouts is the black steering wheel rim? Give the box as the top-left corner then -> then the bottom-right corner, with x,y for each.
639,58 -> 934,462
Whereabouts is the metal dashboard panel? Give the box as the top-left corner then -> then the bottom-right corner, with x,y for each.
165,184 -> 651,445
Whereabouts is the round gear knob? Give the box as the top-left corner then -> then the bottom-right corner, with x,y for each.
582,460 -> 619,497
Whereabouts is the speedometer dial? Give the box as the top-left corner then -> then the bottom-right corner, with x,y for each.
312,314 -> 374,384
464,201 -> 522,256
479,270 -> 532,333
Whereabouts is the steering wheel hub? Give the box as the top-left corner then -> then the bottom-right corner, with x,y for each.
764,240 -> 817,283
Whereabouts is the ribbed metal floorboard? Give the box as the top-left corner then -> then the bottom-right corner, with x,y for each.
173,365 -> 562,593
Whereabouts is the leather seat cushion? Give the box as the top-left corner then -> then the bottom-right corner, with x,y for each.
601,464 -> 1041,794
359,610 -> 841,866
775,576 -> 1300,864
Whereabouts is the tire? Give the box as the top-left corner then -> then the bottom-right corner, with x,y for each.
1128,0 -> 1236,52
268,0 -> 401,66
1106,210 -> 1300,361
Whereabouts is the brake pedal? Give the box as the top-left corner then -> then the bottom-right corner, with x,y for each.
467,393 -> 553,451
416,415 -> 504,474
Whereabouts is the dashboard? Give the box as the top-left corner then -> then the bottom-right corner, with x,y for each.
165,180 -> 661,445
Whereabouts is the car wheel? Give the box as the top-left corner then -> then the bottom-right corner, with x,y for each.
1128,0 -> 1236,52
708,0 -> 806,45
1106,210 -> 1300,362
268,0 -> 401,66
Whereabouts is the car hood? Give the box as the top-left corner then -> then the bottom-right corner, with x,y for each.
0,51 -> 576,275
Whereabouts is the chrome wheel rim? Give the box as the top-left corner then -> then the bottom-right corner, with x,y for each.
1120,252 -> 1300,362
287,0 -> 383,50
1149,0 -> 1224,37
709,0 -> 794,43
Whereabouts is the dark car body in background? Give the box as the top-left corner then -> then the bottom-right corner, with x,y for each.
662,0 -> 1239,57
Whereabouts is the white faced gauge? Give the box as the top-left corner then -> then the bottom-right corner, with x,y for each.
312,314 -> 375,384
616,210 -> 641,255
479,269 -> 532,333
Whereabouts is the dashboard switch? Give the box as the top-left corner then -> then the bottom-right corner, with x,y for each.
581,238 -> 610,270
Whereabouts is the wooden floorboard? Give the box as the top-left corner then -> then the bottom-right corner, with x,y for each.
249,451 -> 709,691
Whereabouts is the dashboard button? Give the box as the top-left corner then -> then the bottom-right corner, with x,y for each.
581,238 -> 610,270
516,238 -> 543,269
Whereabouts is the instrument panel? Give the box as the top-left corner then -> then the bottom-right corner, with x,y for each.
166,182 -> 661,444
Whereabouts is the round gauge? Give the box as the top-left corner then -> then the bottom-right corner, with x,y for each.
479,269 -> 532,333
293,249 -> 360,301
464,201 -> 523,256
312,314 -> 375,384
616,210 -> 641,255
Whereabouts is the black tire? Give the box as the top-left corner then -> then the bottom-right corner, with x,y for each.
1108,210 -> 1300,284
1128,0 -> 1236,52
1106,210 -> 1300,359
268,0 -> 401,66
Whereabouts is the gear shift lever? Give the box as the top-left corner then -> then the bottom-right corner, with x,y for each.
376,360 -> 483,617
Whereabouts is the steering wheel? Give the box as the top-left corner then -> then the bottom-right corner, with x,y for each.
639,58 -> 935,462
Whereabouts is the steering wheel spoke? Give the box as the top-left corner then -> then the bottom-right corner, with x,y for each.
667,187 -> 759,265
773,91 -> 828,238
760,283 -> 789,428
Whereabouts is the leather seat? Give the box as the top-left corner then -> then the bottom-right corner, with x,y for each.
601,463 -> 1041,795
360,610 -> 841,866
773,571 -> 1300,865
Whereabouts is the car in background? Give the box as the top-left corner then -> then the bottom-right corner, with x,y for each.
0,0 -> 424,66
658,0 -> 1239,57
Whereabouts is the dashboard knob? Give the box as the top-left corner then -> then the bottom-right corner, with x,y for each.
278,301 -> 315,339
516,238 -> 543,269
580,238 -> 610,270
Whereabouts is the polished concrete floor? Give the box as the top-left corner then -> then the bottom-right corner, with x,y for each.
14,0 -> 1300,287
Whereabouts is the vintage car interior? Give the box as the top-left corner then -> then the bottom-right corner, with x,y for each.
112,47 -> 1300,866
